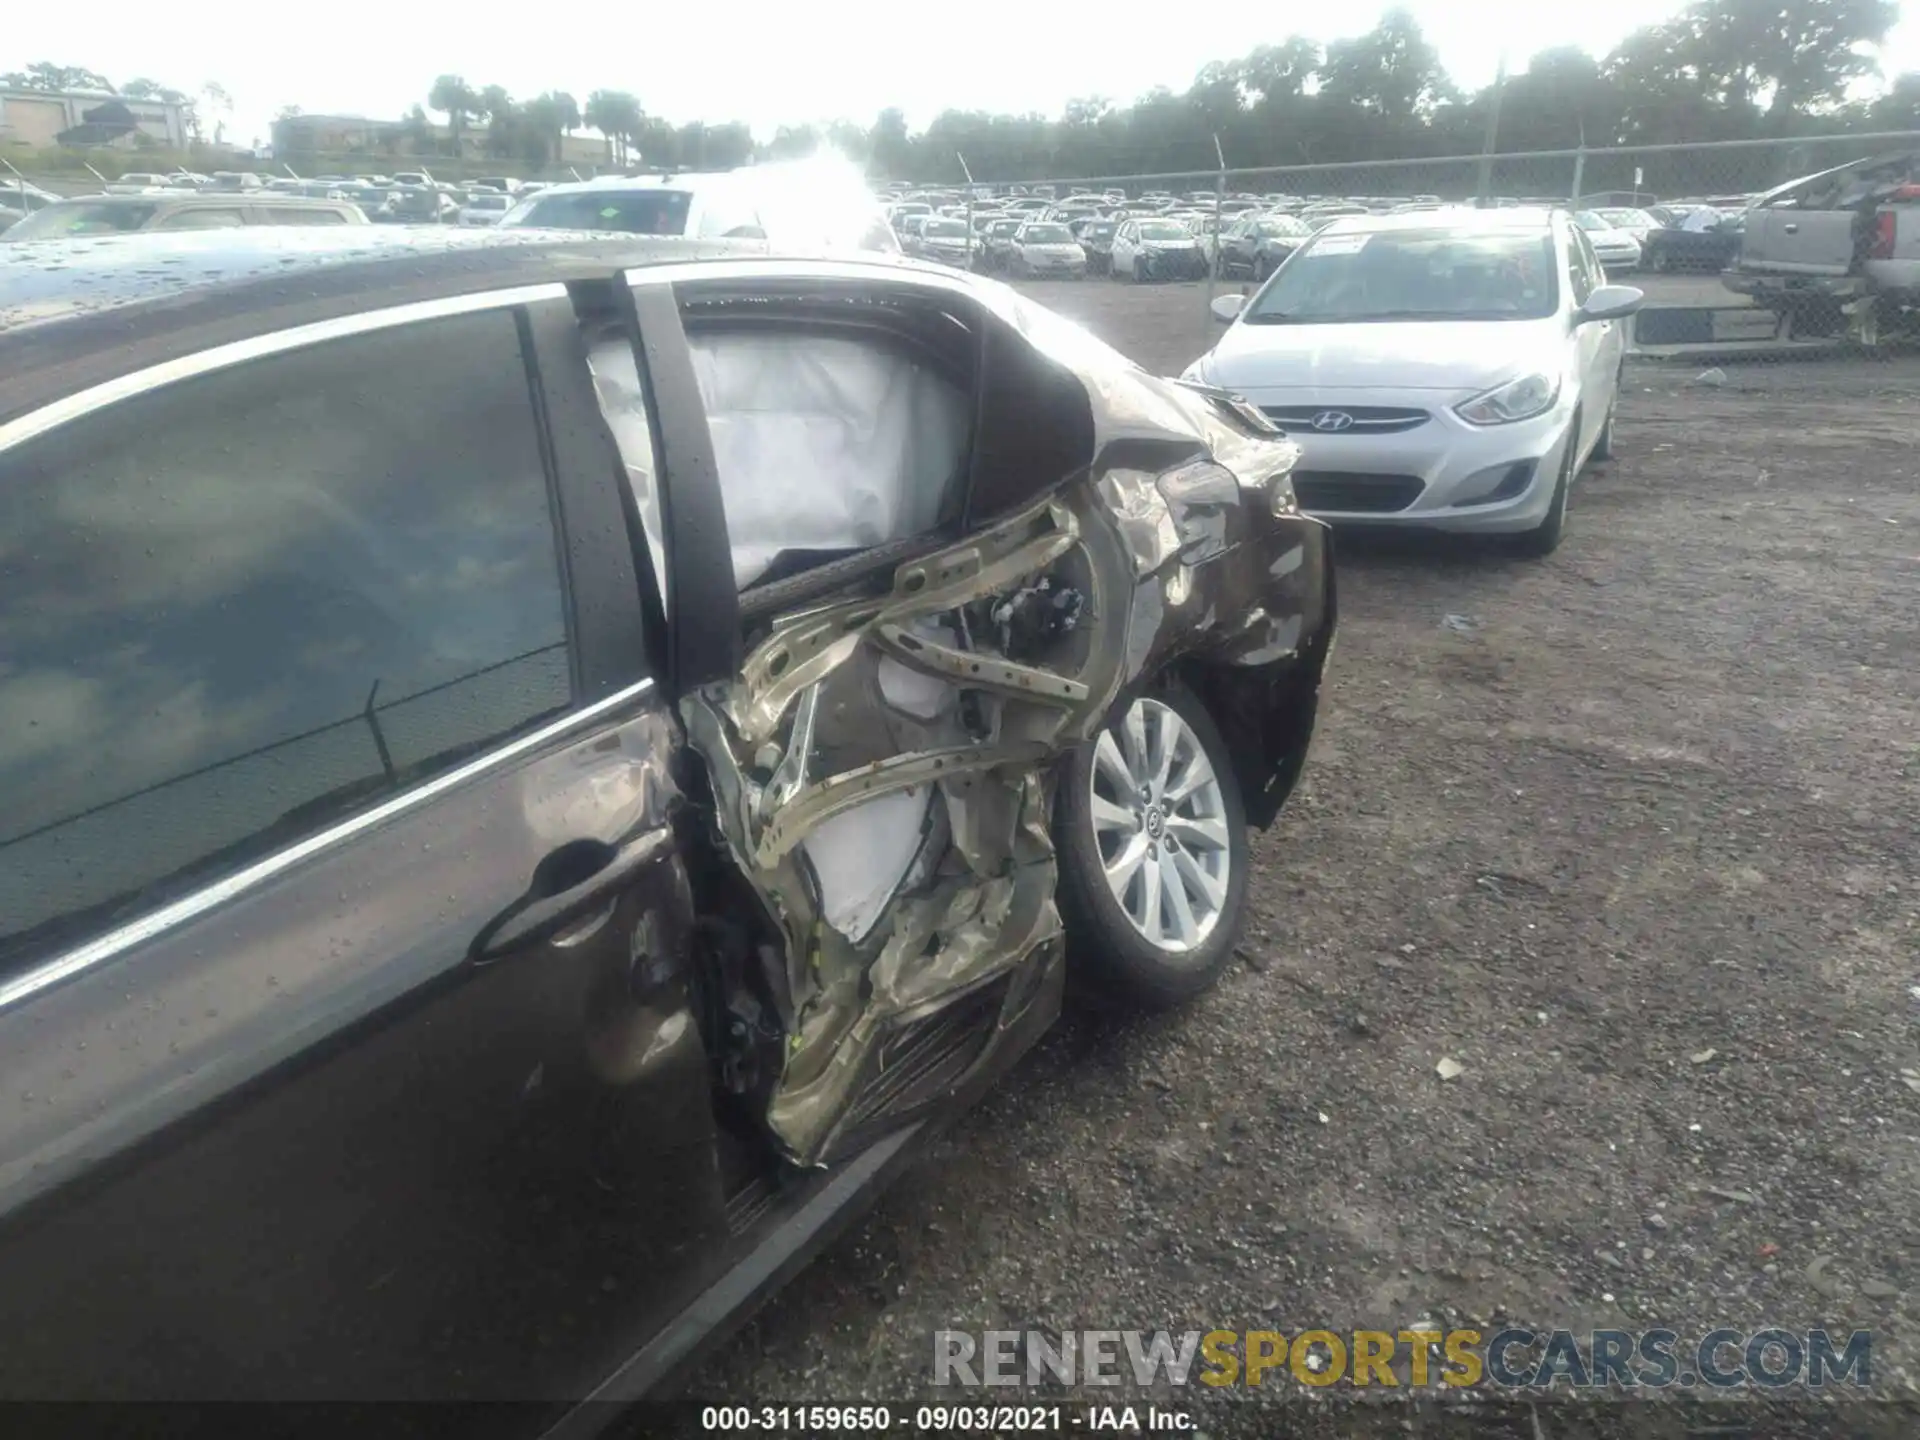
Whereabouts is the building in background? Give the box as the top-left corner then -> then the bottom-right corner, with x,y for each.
0,88 -> 190,150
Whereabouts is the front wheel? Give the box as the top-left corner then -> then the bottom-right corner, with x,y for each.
1509,410 -> 1579,559
1054,684 -> 1249,1010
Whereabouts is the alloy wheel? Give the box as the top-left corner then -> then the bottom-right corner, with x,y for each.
1088,697 -> 1231,953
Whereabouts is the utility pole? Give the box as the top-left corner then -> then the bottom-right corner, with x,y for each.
1203,133 -> 1226,338
1476,51 -> 1508,206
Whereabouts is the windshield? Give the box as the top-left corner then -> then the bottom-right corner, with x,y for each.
1021,224 -> 1073,243
1572,211 -> 1612,232
1084,222 -> 1116,239
924,219 -> 966,238
1138,221 -> 1191,241
1243,227 -> 1559,324
502,189 -> 693,234
7,202 -> 157,238
1258,218 -> 1309,237
989,220 -> 1019,236
1597,209 -> 1651,228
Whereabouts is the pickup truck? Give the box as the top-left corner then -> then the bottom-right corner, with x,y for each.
1723,149 -> 1920,342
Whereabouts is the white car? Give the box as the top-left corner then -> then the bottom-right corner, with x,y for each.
1589,206 -> 1660,245
1184,208 -> 1643,556
457,192 -> 514,226
1006,221 -> 1087,277
1110,217 -> 1209,281
499,166 -> 899,255
1570,211 -> 1643,271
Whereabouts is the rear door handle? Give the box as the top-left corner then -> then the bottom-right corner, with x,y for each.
469,831 -> 672,965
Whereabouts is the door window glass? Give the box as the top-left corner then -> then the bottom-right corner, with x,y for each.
0,308 -> 572,963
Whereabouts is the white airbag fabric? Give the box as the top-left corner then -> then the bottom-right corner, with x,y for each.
688,331 -> 970,589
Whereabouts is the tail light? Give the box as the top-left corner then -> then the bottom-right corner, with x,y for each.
1869,211 -> 1896,260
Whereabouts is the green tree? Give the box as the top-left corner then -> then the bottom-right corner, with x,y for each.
584,90 -> 643,165
1319,9 -> 1455,123
429,74 -> 479,156
1,62 -> 114,92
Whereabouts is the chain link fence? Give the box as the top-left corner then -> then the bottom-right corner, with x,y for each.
926,131 -> 1920,365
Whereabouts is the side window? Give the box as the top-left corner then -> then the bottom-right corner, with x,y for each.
156,207 -> 248,230
0,309 -> 571,962
265,207 -> 349,226
1564,231 -> 1595,305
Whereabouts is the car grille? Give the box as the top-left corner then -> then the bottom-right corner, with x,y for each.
1259,405 -> 1430,434
1290,471 -> 1426,513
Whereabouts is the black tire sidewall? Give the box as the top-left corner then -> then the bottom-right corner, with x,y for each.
1053,680 -> 1251,1010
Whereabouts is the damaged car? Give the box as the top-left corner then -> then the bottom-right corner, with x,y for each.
1724,148 -> 1920,342
0,227 -> 1333,1419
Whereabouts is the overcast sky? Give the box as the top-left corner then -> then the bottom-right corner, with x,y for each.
10,0 -> 1919,149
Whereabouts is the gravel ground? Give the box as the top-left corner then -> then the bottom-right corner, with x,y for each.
686,279 -> 1920,1432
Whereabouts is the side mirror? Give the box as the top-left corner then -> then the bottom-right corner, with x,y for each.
1580,284 -> 1643,324
1210,293 -> 1246,324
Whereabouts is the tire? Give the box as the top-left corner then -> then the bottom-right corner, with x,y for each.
1510,410 -> 1578,559
1590,383 -> 1617,462
1053,682 -> 1250,1010
1131,255 -> 1145,283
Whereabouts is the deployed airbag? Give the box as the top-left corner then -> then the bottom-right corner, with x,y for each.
687,330 -> 970,588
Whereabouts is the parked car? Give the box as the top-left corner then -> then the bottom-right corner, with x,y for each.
105,172 -> 173,194
390,170 -> 435,188
457,192 -> 515,226
1110,217 -> 1208,281
1219,213 -> 1315,280
913,215 -> 974,267
470,177 -> 519,195
1072,217 -> 1118,275
1005,220 -> 1087,278
1186,208 -> 1642,556
376,186 -> 460,224
974,216 -> 1020,271
0,178 -> 60,232
207,171 -> 265,193
0,227 -> 1333,1411
5,193 -> 368,240
1723,148 -> 1920,342
502,169 -> 900,255
1570,210 -> 1644,271
1588,207 -> 1660,245
1641,207 -> 1746,273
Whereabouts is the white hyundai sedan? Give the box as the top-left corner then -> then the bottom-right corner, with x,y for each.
1183,208 -> 1642,555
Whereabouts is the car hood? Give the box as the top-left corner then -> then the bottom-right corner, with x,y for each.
1202,317 -> 1564,395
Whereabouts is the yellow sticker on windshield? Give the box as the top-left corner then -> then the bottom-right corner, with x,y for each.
601,207 -> 621,219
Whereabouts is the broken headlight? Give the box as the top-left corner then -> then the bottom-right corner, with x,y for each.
1155,459 -> 1240,562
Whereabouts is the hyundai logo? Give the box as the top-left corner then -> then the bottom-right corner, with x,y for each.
1311,410 -> 1356,432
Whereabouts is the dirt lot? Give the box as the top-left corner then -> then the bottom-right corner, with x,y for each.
687,280 -> 1920,1431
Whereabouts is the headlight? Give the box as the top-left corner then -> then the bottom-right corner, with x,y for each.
1454,372 -> 1561,426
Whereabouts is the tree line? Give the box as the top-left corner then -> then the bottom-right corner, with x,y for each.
11,0 -> 1919,183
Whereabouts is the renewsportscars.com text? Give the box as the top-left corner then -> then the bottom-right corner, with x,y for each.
932,1328 -> 1873,1390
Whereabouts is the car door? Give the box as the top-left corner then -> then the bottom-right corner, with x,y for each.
1114,221 -> 1137,272
0,288 -> 737,1412
1563,227 -> 1610,459
599,262 -> 1119,1171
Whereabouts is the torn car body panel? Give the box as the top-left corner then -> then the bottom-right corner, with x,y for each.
631,266 -> 1335,1167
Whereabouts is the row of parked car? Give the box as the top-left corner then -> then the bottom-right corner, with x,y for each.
880,182 -> 1758,285
0,167 -> 552,237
